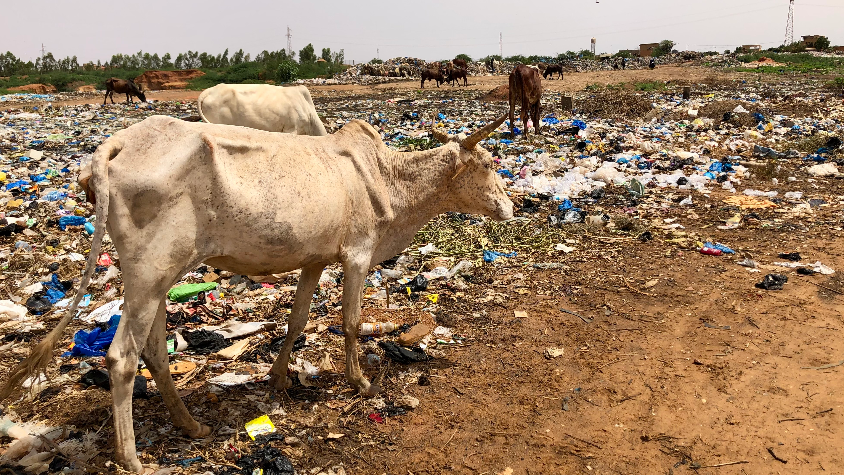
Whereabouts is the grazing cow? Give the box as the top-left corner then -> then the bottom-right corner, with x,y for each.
420,68 -> 444,88
2,114 -> 513,473
543,64 -> 564,80
508,64 -> 542,137
446,67 -> 468,87
198,84 -> 327,135
452,57 -> 468,69
103,78 -> 146,104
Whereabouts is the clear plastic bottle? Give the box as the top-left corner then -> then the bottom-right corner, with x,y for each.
359,322 -> 397,336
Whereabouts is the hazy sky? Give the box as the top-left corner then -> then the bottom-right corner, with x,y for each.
2,0 -> 842,64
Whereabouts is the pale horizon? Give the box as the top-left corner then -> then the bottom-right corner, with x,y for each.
1,0 -> 842,65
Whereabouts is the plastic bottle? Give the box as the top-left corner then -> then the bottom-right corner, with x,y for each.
700,247 -> 722,256
359,322 -> 397,336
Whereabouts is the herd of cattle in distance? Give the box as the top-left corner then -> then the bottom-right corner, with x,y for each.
1,56 -> 547,472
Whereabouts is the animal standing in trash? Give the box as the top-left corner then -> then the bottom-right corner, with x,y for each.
542,63 -> 564,80
452,57 -> 468,70
103,78 -> 146,104
420,68 -> 445,88
508,64 -> 542,137
198,84 -> 327,135
1,113 -> 514,473
446,67 -> 468,87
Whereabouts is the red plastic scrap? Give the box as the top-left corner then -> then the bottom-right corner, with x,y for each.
368,413 -> 385,424
97,253 -> 113,266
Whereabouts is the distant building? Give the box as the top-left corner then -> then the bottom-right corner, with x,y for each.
639,43 -> 659,57
802,35 -> 822,48
740,45 -> 761,53
833,46 -> 844,53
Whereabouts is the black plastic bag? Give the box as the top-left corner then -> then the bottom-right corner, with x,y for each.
378,341 -> 431,363
756,274 -> 788,290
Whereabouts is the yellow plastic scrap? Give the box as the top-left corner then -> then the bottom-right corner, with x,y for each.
245,415 -> 276,440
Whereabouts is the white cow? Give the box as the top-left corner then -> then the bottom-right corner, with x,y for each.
198,83 -> 328,135
2,114 -> 513,473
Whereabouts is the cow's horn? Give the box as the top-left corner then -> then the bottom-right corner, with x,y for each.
461,113 -> 508,150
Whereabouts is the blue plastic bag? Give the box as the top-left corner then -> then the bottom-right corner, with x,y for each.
58,216 -> 86,230
483,250 -> 517,263
43,274 -> 66,304
572,120 -> 587,130
63,314 -> 121,357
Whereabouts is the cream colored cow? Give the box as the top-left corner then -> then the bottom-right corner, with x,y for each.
2,114 -> 512,473
198,83 -> 327,135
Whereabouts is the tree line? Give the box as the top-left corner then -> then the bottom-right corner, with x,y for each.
0,44 -> 345,80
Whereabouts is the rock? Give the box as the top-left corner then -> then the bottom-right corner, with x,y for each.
75,85 -> 96,93
397,323 -> 431,346
133,69 -> 206,91
8,84 -> 57,94
395,394 -> 420,409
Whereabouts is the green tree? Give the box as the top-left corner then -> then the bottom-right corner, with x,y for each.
815,36 -> 831,51
321,47 -> 332,62
369,58 -> 383,64
654,40 -> 675,57
455,53 -> 472,62
277,60 -> 298,82
299,43 -> 316,63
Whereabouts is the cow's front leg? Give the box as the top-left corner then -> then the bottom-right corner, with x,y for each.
341,254 -> 379,397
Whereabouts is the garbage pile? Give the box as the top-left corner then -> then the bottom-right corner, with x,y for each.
1,71 -> 843,473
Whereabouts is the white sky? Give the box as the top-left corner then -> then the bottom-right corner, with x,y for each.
1,0 -> 842,65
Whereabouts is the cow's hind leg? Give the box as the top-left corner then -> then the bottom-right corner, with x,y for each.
106,269 -> 174,473
103,90 -> 109,105
269,263 -> 324,390
141,301 -> 210,438
341,255 -> 378,396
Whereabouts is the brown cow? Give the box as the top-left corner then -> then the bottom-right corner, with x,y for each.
446,67 -> 468,87
508,65 -> 542,137
452,57 -> 468,69
104,78 -> 146,104
542,64 -> 564,80
420,68 -> 444,88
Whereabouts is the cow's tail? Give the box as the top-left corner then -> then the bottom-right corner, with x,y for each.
197,89 -> 211,124
0,138 -> 118,401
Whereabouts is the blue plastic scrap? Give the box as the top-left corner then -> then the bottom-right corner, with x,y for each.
43,274 -> 66,304
58,216 -> 87,230
5,180 -> 29,191
63,315 -> 120,358
483,250 -> 517,263
704,242 -> 735,254
572,120 -> 587,130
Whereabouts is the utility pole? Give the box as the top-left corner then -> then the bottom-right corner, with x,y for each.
286,26 -> 293,57
377,48 -> 380,60
41,43 -> 45,60
499,33 -> 503,59
784,0 -> 794,46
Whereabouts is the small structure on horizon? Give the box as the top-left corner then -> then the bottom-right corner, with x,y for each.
802,35 -> 822,48
639,43 -> 659,57
740,45 -> 762,53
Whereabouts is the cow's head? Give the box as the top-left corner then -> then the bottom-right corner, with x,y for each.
432,114 -> 513,221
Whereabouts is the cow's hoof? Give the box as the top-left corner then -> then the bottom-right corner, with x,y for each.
184,423 -> 212,438
119,457 -> 144,474
360,383 -> 381,398
269,373 -> 292,391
